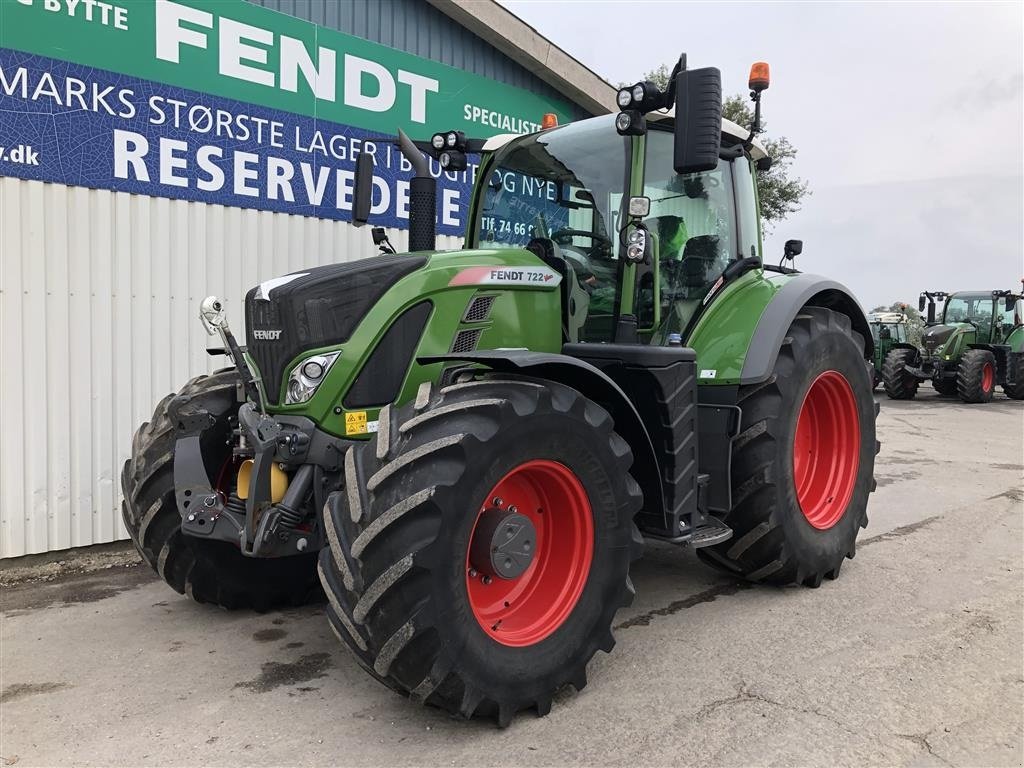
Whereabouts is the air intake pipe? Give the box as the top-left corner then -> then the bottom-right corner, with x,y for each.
398,128 -> 436,252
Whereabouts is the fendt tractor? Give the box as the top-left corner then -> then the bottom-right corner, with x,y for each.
883,288 -> 1024,403
867,310 -> 909,389
123,57 -> 879,726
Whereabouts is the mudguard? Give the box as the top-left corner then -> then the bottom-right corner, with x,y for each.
740,273 -> 873,384
419,349 -> 666,529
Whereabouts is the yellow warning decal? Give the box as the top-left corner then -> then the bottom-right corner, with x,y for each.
344,410 -> 368,435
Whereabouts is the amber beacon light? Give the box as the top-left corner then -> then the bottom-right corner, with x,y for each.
541,113 -> 558,129
748,62 -> 770,93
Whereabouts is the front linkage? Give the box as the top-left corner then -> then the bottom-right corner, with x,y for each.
167,394 -> 346,558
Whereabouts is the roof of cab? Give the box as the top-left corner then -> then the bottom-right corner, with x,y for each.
481,114 -> 767,160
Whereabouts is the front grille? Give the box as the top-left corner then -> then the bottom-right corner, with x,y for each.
451,328 -> 482,354
463,294 -> 496,323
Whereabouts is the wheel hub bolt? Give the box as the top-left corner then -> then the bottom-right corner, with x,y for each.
492,497 -> 503,507
482,575 -> 492,585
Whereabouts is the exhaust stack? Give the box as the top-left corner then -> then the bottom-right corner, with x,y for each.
398,128 -> 436,252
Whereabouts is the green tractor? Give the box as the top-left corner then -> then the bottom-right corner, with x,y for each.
867,310 -> 909,389
883,289 -> 1024,402
122,57 -> 878,725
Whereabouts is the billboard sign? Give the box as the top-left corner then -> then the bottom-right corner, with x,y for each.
0,0 -> 576,235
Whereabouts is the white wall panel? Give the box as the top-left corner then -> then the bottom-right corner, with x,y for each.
0,177 -> 461,558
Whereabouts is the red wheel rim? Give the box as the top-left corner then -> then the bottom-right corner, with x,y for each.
792,371 -> 861,530
982,362 -> 994,392
466,460 -> 594,647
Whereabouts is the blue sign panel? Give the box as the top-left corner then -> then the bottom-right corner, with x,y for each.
0,49 -> 478,236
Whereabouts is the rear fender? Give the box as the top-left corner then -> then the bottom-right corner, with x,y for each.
419,350 -> 665,527
740,274 -> 872,384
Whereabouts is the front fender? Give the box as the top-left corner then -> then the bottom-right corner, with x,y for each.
419,349 -> 665,527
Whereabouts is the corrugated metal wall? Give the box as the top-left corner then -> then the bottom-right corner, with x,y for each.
0,176 -> 459,558
246,0 -> 591,122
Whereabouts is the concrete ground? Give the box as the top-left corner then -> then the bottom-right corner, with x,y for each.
2,389 -> 1022,767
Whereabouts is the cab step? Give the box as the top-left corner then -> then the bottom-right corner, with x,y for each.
689,519 -> 733,548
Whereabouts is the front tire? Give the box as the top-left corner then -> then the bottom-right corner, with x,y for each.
882,348 -> 920,399
956,349 -> 996,403
698,307 -> 878,587
121,371 -> 320,609
318,377 -> 642,726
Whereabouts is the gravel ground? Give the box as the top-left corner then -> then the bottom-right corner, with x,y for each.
1,390 -> 1022,767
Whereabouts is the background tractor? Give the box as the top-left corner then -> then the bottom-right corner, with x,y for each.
122,56 -> 878,726
883,289 -> 1024,402
867,310 -> 909,389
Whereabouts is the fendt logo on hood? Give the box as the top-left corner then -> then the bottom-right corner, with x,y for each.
253,329 -> 283,340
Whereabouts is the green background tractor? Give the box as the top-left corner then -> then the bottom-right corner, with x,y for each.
867,310 -> 909,389
121,57 -> 879,726
883,289 -> 1024,402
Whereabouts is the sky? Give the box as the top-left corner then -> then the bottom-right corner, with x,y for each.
500,0 -> 1024,309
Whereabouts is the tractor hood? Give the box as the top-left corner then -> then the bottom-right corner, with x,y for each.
921,324 -> 956,354
243,249 -> 564,417
245,254 -> 428,406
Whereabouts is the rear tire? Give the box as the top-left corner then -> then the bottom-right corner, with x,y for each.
956,349 -> 996,403
697,307 -> 878,587
121,371 -> 320,609
1003,353 -> 1024,400
882,348 -> 919,399
317,377 -> 642,726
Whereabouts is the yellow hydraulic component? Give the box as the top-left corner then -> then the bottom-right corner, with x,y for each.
235,459 -> 288,503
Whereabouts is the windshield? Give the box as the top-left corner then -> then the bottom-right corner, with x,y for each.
943,295 -> 993,325
474,116 -> 628,251
472,117 -> 629,341
644,130 -> 738,339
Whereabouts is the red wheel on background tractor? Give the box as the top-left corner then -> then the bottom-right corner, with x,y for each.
318,377 -> 642,726
698,307 -> 878,586
956,348 -> 997,403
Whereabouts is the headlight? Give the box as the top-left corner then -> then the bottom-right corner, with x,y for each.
616,88 -> 632,108
615,112 -> 633,132
445,131 -> 458,148
285,351 -> 340,405
431,133 -> 445,150
632,83 -> 645,103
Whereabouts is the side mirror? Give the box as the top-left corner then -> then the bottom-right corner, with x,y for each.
756,156 -> 772,172
673,67 -> 722,175
1006,296 -> 1016,312
918,295 -> 926,313
784,239 -> 802,259
352,152 -> 374,225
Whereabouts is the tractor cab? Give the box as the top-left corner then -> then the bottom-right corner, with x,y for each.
866,310 -> 908,388
468,114 -> 766,347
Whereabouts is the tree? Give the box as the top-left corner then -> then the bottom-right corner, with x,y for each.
634,66 -> 810,229
872,302 -> 925,346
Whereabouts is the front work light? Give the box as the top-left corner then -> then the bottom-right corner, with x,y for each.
615,110 -> 646,136
430,133 -> 446,150
616,88 -> 633,108
439,150 -> 468,171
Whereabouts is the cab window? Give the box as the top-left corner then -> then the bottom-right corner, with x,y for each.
643,130 -> 737,338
